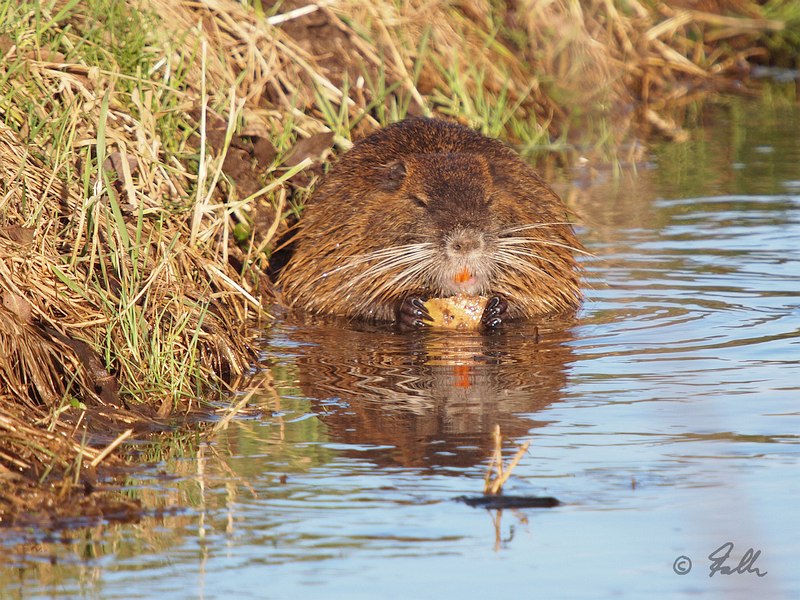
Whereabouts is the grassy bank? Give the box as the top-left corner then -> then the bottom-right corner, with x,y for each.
1,0 -> 797,523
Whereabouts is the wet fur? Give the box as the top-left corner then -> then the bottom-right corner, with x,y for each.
278,117 -> 583,322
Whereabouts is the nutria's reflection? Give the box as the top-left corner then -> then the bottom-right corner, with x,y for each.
284,318 -> 577,469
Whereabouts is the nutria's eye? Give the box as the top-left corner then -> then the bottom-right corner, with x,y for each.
410,194 -> 428,208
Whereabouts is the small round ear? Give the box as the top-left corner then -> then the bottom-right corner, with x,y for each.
487,159 -> 511,188
377,159 -> 407,192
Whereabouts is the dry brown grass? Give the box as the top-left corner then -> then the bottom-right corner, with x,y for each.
301,0 -> 788,150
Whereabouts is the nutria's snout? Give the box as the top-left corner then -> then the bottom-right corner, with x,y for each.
445,227 -> 486,257
440,227 -> 494,296
277,116 -> 584,324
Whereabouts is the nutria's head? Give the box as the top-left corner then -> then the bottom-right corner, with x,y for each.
278,118 -> 583,322
365,152 -> 498,298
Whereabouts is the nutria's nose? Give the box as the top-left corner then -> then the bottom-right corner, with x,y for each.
447,229 -> 485,256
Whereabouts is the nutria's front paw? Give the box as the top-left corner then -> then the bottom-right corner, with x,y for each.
398,297 -> 433,329
481,296 -> 508,329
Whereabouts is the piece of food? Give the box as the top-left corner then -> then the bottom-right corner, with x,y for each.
423,294 -> 488,330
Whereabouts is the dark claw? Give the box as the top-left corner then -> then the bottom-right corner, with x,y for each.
481,295 -> 508,330
483,316 -> 503,328
398,296 -> 432,329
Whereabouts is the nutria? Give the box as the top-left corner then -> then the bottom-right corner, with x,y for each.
278,117 -> 583,328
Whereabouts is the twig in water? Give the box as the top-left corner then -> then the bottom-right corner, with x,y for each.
483,424 -> 530,495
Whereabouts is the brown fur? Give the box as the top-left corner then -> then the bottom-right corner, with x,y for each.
278,117 -> 583,322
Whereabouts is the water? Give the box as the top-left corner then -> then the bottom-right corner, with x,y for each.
3,100 -> 800,599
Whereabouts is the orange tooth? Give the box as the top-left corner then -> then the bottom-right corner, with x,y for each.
455,267 -> 471,284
